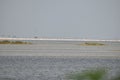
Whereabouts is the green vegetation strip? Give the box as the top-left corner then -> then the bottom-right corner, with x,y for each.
66,68 -> 120,80
80,42 -> 105,46
0,40 -> 31,44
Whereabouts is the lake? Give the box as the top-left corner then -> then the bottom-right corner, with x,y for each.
0,40 -> 120,80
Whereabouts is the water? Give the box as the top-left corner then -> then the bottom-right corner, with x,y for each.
0,40 -> 120,80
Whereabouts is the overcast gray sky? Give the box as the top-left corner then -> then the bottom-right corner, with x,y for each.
0,0 -> 120,39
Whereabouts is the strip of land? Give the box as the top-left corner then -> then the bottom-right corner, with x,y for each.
0,38 -> 120,58
0,37 -> 120,42
0,40 -> 31,44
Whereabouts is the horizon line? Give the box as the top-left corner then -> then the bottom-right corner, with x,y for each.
0,37 -> 120,42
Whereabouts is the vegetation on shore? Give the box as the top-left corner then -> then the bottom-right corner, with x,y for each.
0,40 -> 31,44
80,42 -> 105,46
66,68 -> 120,80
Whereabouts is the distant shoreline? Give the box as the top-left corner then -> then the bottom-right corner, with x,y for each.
0,40 -> 31,44
0,38 -> 120,57
0,38 -> 120,42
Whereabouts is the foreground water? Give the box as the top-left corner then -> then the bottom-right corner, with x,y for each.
0,40 -> 120,80
0,56 -> 120,80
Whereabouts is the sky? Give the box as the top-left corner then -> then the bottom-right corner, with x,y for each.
0,0 -> 120,39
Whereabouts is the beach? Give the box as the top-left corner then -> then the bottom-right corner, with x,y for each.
0,40 -> 120,57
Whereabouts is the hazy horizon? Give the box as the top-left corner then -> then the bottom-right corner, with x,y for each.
0,0 -> 120,39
